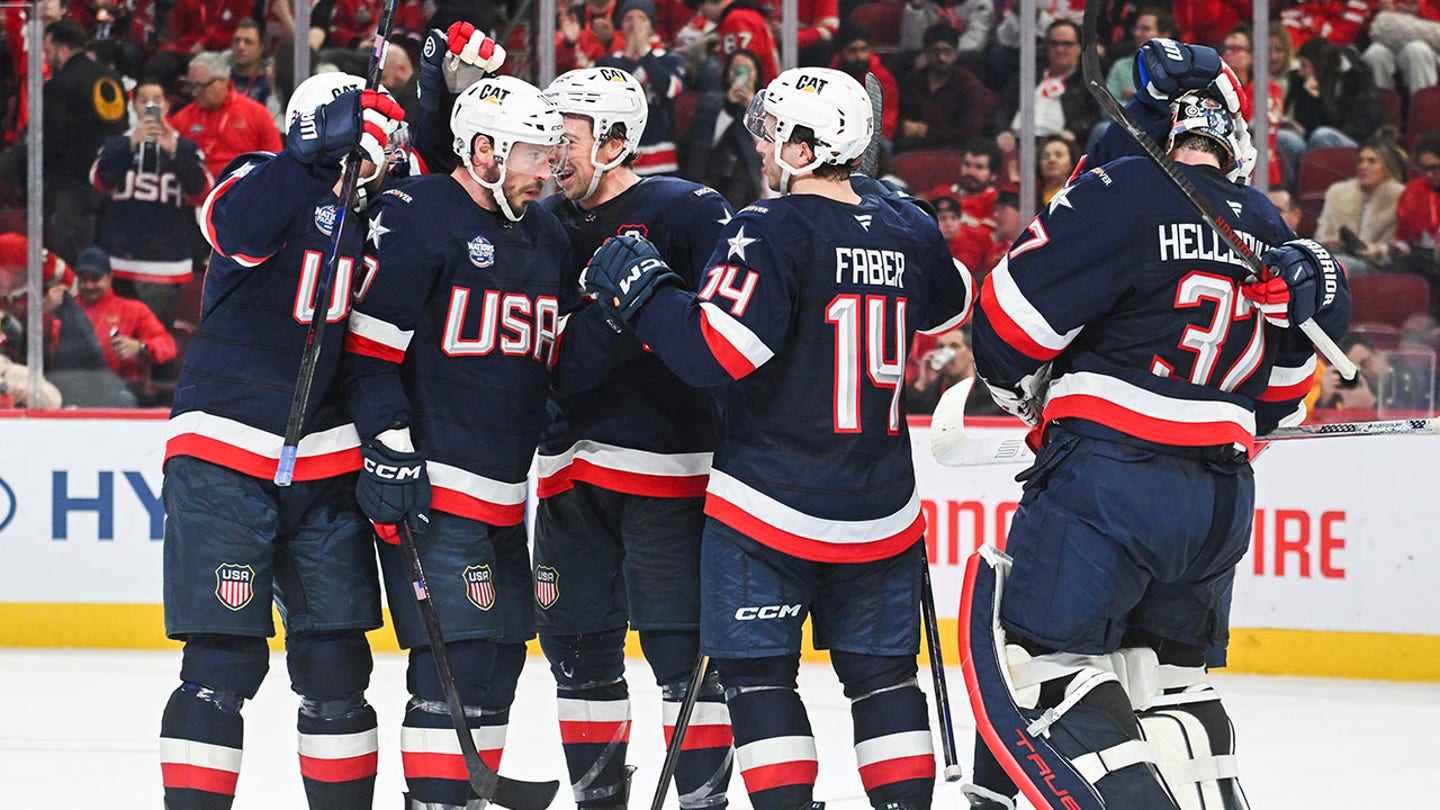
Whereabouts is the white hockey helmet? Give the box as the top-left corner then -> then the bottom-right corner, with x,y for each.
1168,89 -> 1257,185
284,71 -> 402,186
544,67 -> 649,200
451,75 -> 566,221
744,67 -> 872,191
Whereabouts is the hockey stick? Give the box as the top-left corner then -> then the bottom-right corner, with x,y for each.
861,72 -> 883,177
920,562 -> 963,781
649,648 -> 710,810
937,416 -> 1440,467
1077,3 -> 1358,383
396,520 -> 562,810
274,1 -> 398,486
928,376 -> 974,466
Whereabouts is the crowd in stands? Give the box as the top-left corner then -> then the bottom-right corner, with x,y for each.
0,0 -> 1436,420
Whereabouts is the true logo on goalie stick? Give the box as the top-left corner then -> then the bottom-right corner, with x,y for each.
463,564 -> 496,610
534,565 -> 559,609
215,563 -> 255,611
468,236 -> 495,268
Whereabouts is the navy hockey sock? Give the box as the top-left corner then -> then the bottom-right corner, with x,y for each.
663,669 -> 734,810
400,698 -> 510,807
723,679 -> 816,810
296,693 -> 378,810
848,680 -> 934,810
558,679 -> 634,807
160,683 -> 245,810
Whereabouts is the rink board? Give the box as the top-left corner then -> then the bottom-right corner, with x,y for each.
1,413 -> 1437,681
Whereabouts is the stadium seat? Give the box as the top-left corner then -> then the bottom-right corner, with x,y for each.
1297,146 -> 1358,201
892,149 -> 965,193
0,207 -> 23,234
1407,85 -> 1440,137
1348,273 -> 1431,328
850,1 -> 904,50
1349,321 -> 1401,349
1380,88 -> 1402,129
672,90 -> 700,137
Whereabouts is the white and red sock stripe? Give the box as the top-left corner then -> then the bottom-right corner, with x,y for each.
853,729 -> 935,791
160,737 -> 243,795
735,735 -> 818,793
556,697 -> 632,746
662,700 -> 733,751
400,724 -> 506,781
297,728 -> 379,783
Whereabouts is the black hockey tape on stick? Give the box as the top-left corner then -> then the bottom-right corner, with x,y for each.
862,72 -> 882,178
921,562 -> 963,781
397,520 -> 561,810
275,0 -> 399,486
1077,2 -> 1357,383
649,649 -> 710,810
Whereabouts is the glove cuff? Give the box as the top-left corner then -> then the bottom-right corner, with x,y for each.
375,426 -> 415,453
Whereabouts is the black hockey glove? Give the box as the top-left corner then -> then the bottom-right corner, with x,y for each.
1134,39 -> 1242,115
418,22 -> 505,113
582,235 -> 682,333
285,89 -> 404,171
357,432 -> 430,543
1245,238 -> 1342,329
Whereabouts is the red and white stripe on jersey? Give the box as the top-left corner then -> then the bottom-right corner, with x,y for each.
400,724 -> 505,780
110,256 -> 195,285
427,461 -> 528,526
297,729 -> 379,783
344,308 -> 415,363
662,700 -> 732,751
1044,371 -> 1258,451
704,470 -> 925,563
634,142 -> 679,176
917,258 -> 975,338
160,737 -> 243,795
1258,355 -> 1317,403
854,730 -> 935,791
980,258 -> 1082,361
535,440 -> 711,499
735,734 -> 819,793
200,167 -> 270,268
556,697 -> 632,746
165,411 -> 362,481
698,301 -> 775,379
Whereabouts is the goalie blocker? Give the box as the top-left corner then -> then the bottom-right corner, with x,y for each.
959,548 -> 1250,810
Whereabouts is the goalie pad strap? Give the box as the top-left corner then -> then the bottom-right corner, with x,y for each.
1071,739 -> 1156,784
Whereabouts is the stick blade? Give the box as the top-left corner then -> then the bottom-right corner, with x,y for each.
491,775 -> 561,810
930,376 -> 974,465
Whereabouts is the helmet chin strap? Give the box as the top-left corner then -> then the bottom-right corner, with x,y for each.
469,159 -> 522,222
775,148 -> 823,194
579,134 -> 628,202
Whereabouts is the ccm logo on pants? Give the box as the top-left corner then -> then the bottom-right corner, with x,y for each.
734,604 -> 802,620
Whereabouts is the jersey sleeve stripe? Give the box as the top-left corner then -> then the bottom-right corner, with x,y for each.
699,301 -> 774,379
344,309 -> 413,362
200,174 -> 271,267
981,260 -> 1079,360
427,461 -> 529,526
918,258 -> 976,336
1258,356 -> 1317,402
1045,371 -> 1257,451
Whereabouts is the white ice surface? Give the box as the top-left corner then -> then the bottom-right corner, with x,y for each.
1,649 -> 1435,808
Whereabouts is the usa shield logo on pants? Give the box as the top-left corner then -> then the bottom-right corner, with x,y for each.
214,563 -> 255,611
463,565 -> 495,611
534,566 -> 559,610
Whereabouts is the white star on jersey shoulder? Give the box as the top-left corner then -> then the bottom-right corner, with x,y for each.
368,211 -> 391,250
1046,183 -> 1078,215
727,225 -> 759,262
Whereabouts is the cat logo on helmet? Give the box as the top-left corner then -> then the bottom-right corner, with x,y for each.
599,67 -> 628,82
795,75 -> 829,94
476,82 -> 511,104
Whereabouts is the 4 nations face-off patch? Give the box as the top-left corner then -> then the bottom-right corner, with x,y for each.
214,563 -> 255,611
463,564 -> 496,611
534,566 -> 559,610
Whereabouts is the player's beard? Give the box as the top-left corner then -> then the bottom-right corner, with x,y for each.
502,170 -> 545,218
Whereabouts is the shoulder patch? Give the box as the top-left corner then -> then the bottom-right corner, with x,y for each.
740,204 -> 769,215
1087,167 -> 1112,186
92,76 -> 126,123
382,188 -> 414,203
314,204 -> 339,236
468,236 -> 496,268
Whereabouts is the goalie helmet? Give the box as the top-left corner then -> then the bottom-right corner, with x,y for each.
451,75 -> 566,221
1168,89 -> 1257,185
284,72 -> 402,189
744,66 -> 872,191
544,67 -> 649,201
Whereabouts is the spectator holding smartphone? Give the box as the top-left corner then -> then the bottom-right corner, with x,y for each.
72,246 -> 177,406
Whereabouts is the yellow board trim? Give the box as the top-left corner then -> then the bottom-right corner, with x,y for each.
4,604 -> 1439,682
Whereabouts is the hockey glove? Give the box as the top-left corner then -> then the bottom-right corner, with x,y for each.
1244,239 -> 1342,329
1134,40 -> 1239,114
285,89 -> 405,171
581,235 -> 682,333
419,22 -> 506,112
357,428 -> 430,543
979,365 -> 1050,427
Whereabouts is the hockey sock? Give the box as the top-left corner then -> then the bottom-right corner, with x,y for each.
400,697 -> 508,807
849,678 -> 935,810
663,667 -> 734,810
160,683 -> 246,810
557,678 -> 634,807
295,692 -> 378,810
723,676 -> 817,810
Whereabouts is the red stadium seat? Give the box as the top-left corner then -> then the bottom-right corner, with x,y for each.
672,90 -> 700,137
1348,273 -> 1431,328
1296,146 -> 1358,201
1407,86 -> 1440,137
850,2 -> 904,50
1349,321 -> 1401,349
1380,88 -> 1402,128
892,149 -> 965,194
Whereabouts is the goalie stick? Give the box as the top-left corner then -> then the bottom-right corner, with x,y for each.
1078,1 -> 1358,383
275,0 -> 396,486
397,520 -> 561,810
935,416 -> 1440,467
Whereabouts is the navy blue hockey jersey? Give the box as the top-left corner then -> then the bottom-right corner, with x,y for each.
344,175 -> 581,527
973,156 -> 1352,454
90,132 -> 213,284
536,177 -> 733,499
631,193 -> 974,563
166,152 -> 370,481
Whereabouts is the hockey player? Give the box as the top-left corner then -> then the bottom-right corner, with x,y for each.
580,67 -> 974,810
534,66 -> 735,810
158,73 -> 404,810
960,40 -> 1351,810
342,75 -> 609,810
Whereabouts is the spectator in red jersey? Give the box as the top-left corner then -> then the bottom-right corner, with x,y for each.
68,0 -> 152,79
1171,0 -> 1250,48
557,0 -> 627,71
73,247 -> 177,406
762,0 -> 839,66
1364,0 -> 1440,96
1281,0 -> 1377,50
829,23 -> 898,141
897,24 -> 994,151
170,50 -> 283,180
984,188 -> 1021,274
1390,130 -> 1440,283
324,0 -> 382,48
1221,24 -> 1285,189
933,194 -> 993,276
142,0 -> 254,90
693,0 -> 779,86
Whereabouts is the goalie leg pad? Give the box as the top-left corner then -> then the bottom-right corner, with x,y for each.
958,549 -> 1180,810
